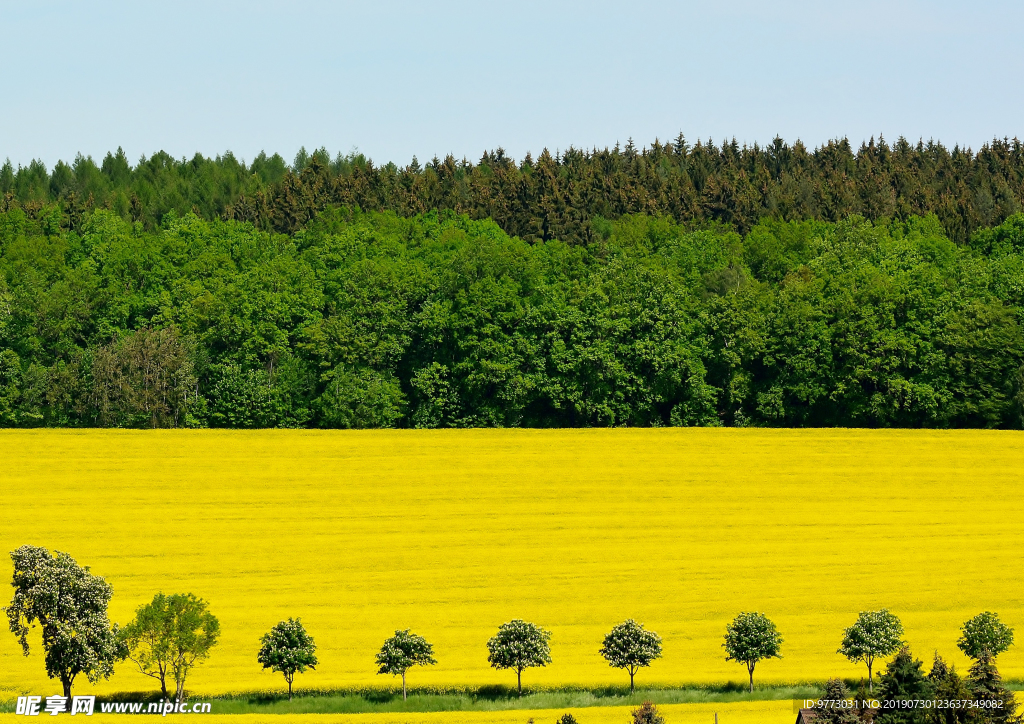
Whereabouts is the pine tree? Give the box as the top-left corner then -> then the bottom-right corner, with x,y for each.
969,651 -> 1022,724
817,678 -> 861,724
928,653 -> 972,724
875,646 -> 933,724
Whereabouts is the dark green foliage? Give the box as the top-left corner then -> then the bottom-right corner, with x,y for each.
968,652 -> 1022,724
816,678 -> 860,724
0,207 -> 1023,428
3,136 -> 1024,244
556,715 -> 578,724
928,653 -> 973,724
875,647 -> 933,724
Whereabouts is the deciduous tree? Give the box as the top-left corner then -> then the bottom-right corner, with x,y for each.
723,611 -> 783,693
4,546 -> 123,701
374,629 -> 436,700
839,610 -> 904,693
486,619 -> 552,696
257,618 -> 318,700
121,593 -> 219,703
958,612 -> 1015,660
599,619 -> 663,692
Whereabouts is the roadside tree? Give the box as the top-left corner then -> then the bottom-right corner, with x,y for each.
486,619 -> 552,696
599,619 -> 663,692
257,618 -> 318,700
121,593 -> 219,703
723,611 -> 783,693
375,629 -> 436,700
838,610 -> 904,693
958,612 -> 1014,660
4,546 -> 123,701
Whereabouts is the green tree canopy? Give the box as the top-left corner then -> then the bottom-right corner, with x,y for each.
598,619 -> 663,691
257,618 -> 318,700
958,612 -> 1015,660
838,609 -> 904,693
4,546 -> 123,702
121,592 -> 219,704
722,611 -> 783,693
486,619 -> 552,696
374,629 -> 436,700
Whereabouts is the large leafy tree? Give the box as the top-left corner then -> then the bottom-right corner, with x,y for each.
374,629 -> 436,700
121,592 -> 219,703
722,611 -> 783,693
599,619 -> 663,692
838,609 -> 904,692
257,618 -> 318,700
958,612 -> 1015,660
4,546 -> 123,700
486,619 -> 552,696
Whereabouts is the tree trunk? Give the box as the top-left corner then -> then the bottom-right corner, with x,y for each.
748,663 -> 755,693
288,676 -> 293,701
403,671 -> 407,701
61,674 -> 72,702
630,670 -> 635,693
868,661 -> 873,693
517,669 -> 522,697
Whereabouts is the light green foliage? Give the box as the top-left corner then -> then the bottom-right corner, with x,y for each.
257,618 -> 318,700
723,611 -> 783,693
599,619 -> 663,691
375,629 -> 436,700
487,619 -> 552,695
838,609 -> 904,692
121,592 -> 220,703
958,612 -> 1015,660
4,546 -> 122,700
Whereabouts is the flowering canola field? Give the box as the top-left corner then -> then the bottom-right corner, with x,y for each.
1,429 -> 1023,704
0,701 -> 793,724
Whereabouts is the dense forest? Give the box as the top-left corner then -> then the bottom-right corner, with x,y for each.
3,135 -> 1023,245
1,190 -> 1023,428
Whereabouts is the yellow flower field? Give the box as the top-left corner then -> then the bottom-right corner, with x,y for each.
1,429 -> 1023,706
0,700 -> 794,724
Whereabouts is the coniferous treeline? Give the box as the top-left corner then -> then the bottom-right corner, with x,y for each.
3,135 -> 1023,244
1,203 -> 1023,429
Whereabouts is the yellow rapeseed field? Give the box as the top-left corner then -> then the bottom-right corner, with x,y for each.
0,700 -> 793,724
1,429 -> 1023,709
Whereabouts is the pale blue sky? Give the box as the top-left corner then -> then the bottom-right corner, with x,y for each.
2,0 -> 1021,168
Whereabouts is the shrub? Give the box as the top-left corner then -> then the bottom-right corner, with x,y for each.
630,701 -> 665,724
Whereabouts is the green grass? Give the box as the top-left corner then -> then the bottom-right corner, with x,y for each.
4,683 -> 1023,715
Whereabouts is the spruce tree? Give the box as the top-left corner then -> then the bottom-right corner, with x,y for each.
875,646 -> 933,724
968,651 -> 1022,724
816,678 -> 860,724
928,653 -> 972,724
